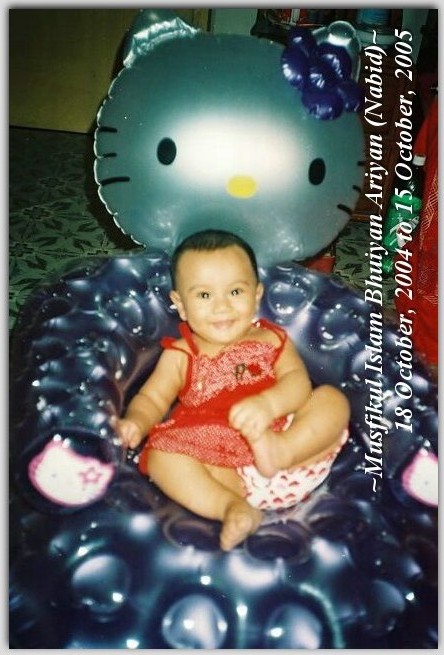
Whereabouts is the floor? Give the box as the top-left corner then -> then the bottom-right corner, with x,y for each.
9,127 -> 397,331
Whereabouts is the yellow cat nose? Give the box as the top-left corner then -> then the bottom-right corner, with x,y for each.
227,175 -> 257,199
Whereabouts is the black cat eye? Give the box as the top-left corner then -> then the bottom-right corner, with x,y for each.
157,138 -> 177,165
308,158 -> 326,185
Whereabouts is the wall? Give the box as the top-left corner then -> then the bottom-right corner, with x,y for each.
211,8 -> 257,35
9,8 -> 427,134
9,8 -> 210,133
402,8 -> 428,61
211,8 -> 427,59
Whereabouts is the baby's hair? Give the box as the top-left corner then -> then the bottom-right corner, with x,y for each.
171,229 -> 259,287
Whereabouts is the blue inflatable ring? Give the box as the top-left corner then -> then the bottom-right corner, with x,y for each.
10,252 -> 437,648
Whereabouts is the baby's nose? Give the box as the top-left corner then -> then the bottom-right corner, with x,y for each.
213,295 -> 231,312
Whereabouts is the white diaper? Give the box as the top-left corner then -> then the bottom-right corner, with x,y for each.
237,430 -> 348,510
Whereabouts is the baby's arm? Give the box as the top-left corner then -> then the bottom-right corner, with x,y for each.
117,348 -> 184,449
229,338 -> 312,439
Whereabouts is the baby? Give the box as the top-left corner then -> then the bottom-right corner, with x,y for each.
117,229 -> 350,550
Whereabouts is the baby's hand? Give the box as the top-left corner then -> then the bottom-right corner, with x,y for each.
229,396 -> 273,441
115,418 -> 144,450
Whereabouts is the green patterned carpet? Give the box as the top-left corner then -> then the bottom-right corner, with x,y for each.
9,127 -> 396,331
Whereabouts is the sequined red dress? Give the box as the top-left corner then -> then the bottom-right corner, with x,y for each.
138,318 -> 289,474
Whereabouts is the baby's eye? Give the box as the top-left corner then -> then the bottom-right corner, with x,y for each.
197,291 -> 210,299
231,288 -> 244,296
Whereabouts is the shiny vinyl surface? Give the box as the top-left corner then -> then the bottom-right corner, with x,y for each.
10,252 -> 437,648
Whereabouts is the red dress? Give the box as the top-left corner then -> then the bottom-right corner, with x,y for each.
138,319 -> 289,473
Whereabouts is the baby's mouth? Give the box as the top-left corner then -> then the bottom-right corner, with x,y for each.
212,319 -> 235,331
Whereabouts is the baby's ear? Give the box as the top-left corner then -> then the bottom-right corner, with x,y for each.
169,290 -> 186,320
255,282 -> 265,306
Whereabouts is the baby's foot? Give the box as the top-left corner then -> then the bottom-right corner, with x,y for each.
243,428 -> 279,478
220,500 -> 262,551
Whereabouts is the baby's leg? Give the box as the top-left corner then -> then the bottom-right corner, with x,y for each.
245,385 -> 350,477
147,449 -> 262,551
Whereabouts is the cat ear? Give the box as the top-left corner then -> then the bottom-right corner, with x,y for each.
123,9 -> 198,68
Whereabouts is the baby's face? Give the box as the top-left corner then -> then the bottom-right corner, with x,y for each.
170,246 -> 263,349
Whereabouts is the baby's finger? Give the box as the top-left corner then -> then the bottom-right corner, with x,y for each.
228,406 -> 243,428
230,411 -> 252,433
240,424 -> 262,443
116,422 -> 134,447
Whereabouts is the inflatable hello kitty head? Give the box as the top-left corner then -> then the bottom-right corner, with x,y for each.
94,9 -> 364,266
